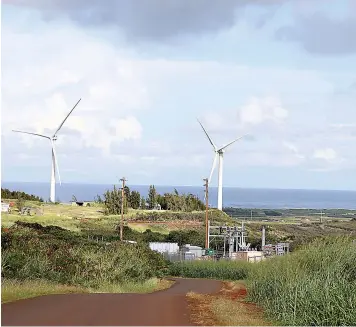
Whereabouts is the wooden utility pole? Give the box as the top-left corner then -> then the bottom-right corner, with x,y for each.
120,177 -> 127,241
203,178 -> 209,249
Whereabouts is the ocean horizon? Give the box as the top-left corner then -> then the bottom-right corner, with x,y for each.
2,181 -> 356,210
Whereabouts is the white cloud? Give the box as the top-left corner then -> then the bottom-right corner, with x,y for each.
239,96 -> 288,126
2,23 -> 148,157
313,148 -> 337,161
2,7 -> 356,188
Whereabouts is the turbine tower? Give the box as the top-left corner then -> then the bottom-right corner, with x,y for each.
198,119 -> 247,210
13,99 -> 81,203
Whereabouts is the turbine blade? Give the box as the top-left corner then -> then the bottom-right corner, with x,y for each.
12,130 -> 50,139
51,140 -> 61,186
219,134 -> 248,151
53,98 -> 81,136
208,153 -> 218,184
197,119 -> 217,151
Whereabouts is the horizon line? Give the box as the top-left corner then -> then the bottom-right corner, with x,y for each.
2,181 -> 356,193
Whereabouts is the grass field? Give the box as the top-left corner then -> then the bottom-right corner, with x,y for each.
2,201 -> 355,251
1,278 -> 174,303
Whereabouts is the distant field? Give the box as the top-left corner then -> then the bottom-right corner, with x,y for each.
2,200 -> 355,250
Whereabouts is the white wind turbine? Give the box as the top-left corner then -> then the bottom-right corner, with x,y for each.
197,119 -> 247,210
12,99 -> 81,203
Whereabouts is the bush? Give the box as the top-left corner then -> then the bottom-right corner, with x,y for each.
246,237 -> 356,326
169,260 -> 251,280
1,222 -> 169,289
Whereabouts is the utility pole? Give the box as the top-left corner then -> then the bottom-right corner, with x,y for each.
120,177 -> 127,241
203,178 -> 209,249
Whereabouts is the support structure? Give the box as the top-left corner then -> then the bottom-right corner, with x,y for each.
203,178 -> 209,249
120,177 -> 127,241
217,151 -> 224,210
208,223 -> 249,258
50,148 -> 56,202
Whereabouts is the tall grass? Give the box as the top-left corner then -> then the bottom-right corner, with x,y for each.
246,237 -> 356,326
1,222 -> 169,290
169,260 -> 250,280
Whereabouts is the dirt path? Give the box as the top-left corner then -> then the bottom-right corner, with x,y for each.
2,278 -> 222,326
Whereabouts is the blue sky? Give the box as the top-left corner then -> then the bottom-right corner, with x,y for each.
1,0 -> 356,190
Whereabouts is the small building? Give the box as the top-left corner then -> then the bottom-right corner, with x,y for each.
181,244 -> 204,259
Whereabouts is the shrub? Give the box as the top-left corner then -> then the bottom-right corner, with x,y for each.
1,222 -> 169,289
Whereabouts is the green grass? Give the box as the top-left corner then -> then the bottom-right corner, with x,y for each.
1,278 -> 174,303
246,237 -> 356,326
1,279 -> 88,303
169,260 -> 251,280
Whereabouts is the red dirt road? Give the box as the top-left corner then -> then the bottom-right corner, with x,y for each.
2,278 -> 222,326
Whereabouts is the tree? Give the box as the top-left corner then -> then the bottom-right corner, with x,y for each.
103,185 -> 127,215
72,195 -> 77,202
124,186 -> 131,208
130,191 -> 141,209
94,194 -> 103,203
16,194 -> 25,212
148,185 -> 157,209
140,197 -> 146,210
1,188 -> 42,202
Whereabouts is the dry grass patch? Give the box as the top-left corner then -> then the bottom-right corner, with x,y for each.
187,281 -> 271,326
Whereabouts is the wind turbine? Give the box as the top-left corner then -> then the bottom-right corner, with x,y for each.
12,99 -> 82,203
197,119 -> 247,211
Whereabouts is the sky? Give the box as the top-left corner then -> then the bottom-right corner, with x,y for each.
1,0 -> 356,190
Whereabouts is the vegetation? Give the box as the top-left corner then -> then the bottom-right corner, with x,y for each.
103,185 -> 127,215
224,207 -> 356,220
1,278 -> 173,303
102,184 -> 205,214
1,222 -> 168,290
246,237 -> 356,326
1,188 -> 43,202
1,279 -> 87,303
130,191 -> 141,209
169,260 -> 250,280
148,185 -> 157,209
171,237 -> 356,326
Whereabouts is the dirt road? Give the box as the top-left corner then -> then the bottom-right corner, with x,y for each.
2,278 -> 222,326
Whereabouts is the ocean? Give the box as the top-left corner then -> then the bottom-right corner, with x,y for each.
1,182 -> 356,209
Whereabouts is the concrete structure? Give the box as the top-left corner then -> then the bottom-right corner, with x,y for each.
149,242 -> 179,254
